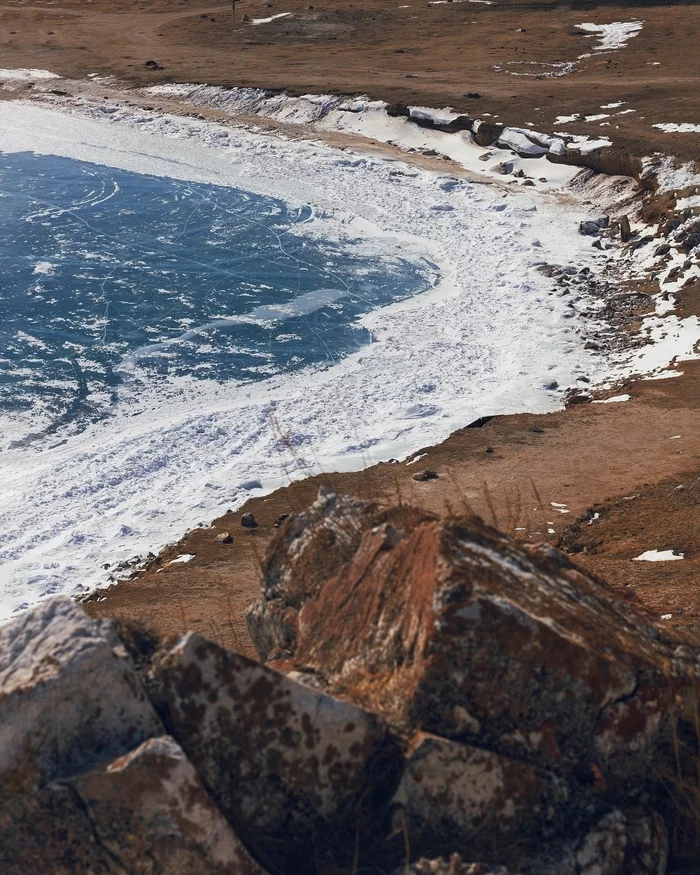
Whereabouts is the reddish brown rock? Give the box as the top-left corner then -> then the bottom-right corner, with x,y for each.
254,493 -> 691,794
246,487 -> 434,660
151,631 -> 401,874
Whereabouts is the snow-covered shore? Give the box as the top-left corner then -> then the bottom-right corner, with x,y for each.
0,88 -> 697,620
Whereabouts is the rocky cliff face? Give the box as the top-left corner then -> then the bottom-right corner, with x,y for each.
2,490 -> 698,874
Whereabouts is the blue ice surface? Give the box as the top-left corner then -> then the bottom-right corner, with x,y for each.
0,152 -> 435,445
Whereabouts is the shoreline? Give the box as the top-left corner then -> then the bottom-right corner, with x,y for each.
0,72 -> 698,639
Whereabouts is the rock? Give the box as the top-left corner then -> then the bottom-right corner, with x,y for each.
490,161 -> 513,175
413,469 -> 439,481
390,732 -> 571,863
73,736 -> 268,875
0,781 -> 119,874
561,806 -> 668,875
654,242 -> 671,257
522,179 -> 535,186
273,512 -> 289,527
0,597 -> 162,793
215,531 -> 232,543
246,488 -> 433,661
579,220 -> 602,236
530,424 -> 545,433
564,387 -> 592,406
485,446 -> 494,453
473,121 -> 504,147
256,495 -> 690,795
241,512 -> 258,528
151,631 -> 401,875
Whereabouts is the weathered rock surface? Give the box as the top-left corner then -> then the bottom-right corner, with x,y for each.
246,487 -> 433,661
254,493 -> 689,797
74,735 -> 267,874
390,732 -> 572,863
0,596 -> 162,793
152,630 -> 401,874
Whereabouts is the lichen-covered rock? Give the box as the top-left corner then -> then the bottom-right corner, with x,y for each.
390,732 -> 572,863
0,596 -> 162,792
0,736 -> 270,875
256,494 -> 690,794
151,631 -> 401,874
559,806 -> 668,875
74,735 -> 268,875
0,782 -> 119,875
246,487 -> 434,661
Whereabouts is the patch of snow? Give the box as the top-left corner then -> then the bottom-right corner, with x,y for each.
653,123 -> 700,134
407,453 -> 427,465
575,21 -> 643,53
250,12 -> 291,25
168,553 -> 195,564
634,550 -> 684,562
601,102 -> 625,109
0,68 -> 60,81
32,261 -> 55,275
661,613 -> 673,620
592,393 -> 630,403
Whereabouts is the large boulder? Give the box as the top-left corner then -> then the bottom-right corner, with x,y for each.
0,735 -> 269,875
0,596 -> 162,793
246,487 -> 434,661
151,631 -> 402,874
253,493 -> 691,796
74,735 -> 268,874
390,732 -> 573,863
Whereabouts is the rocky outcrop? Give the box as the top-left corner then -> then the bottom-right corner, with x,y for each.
2,492 -> 697,873
0,597 -> 162,793
250,494 -> 688,800
151,631 -> 400,874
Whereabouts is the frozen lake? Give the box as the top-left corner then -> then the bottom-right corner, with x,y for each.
0,151 -> 431,447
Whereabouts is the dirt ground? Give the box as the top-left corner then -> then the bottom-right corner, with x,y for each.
1,0 -> 700,160
84,360 -> 700,656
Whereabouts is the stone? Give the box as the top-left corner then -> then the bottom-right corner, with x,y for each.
0,781 -> 119,875
215,531 -> 232,543
490,161 -> 513,175
559,806 -> 668,875
273,512 -> 289,527
0,597 -> 162,793
74,735 -> 268,875
246,487 -> 433,661
413,469 -> 439,481
240,512 -> 258,528
390,732 -> 571,863
151,631 -> 401,875
256,495 -> 691,795
579,220 -> 601,236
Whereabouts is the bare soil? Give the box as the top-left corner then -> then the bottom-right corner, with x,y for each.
1,0 -> 700,160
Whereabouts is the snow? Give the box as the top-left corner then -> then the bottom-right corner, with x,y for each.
633,550 -> 684,562
575,21 -> 643,53
592,394 -> 630,403
601,102 -> 625,109
0,68 -> 60,81
653,123 -> 700,134
168,553 -> 195,564
250,12 -> 291,24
